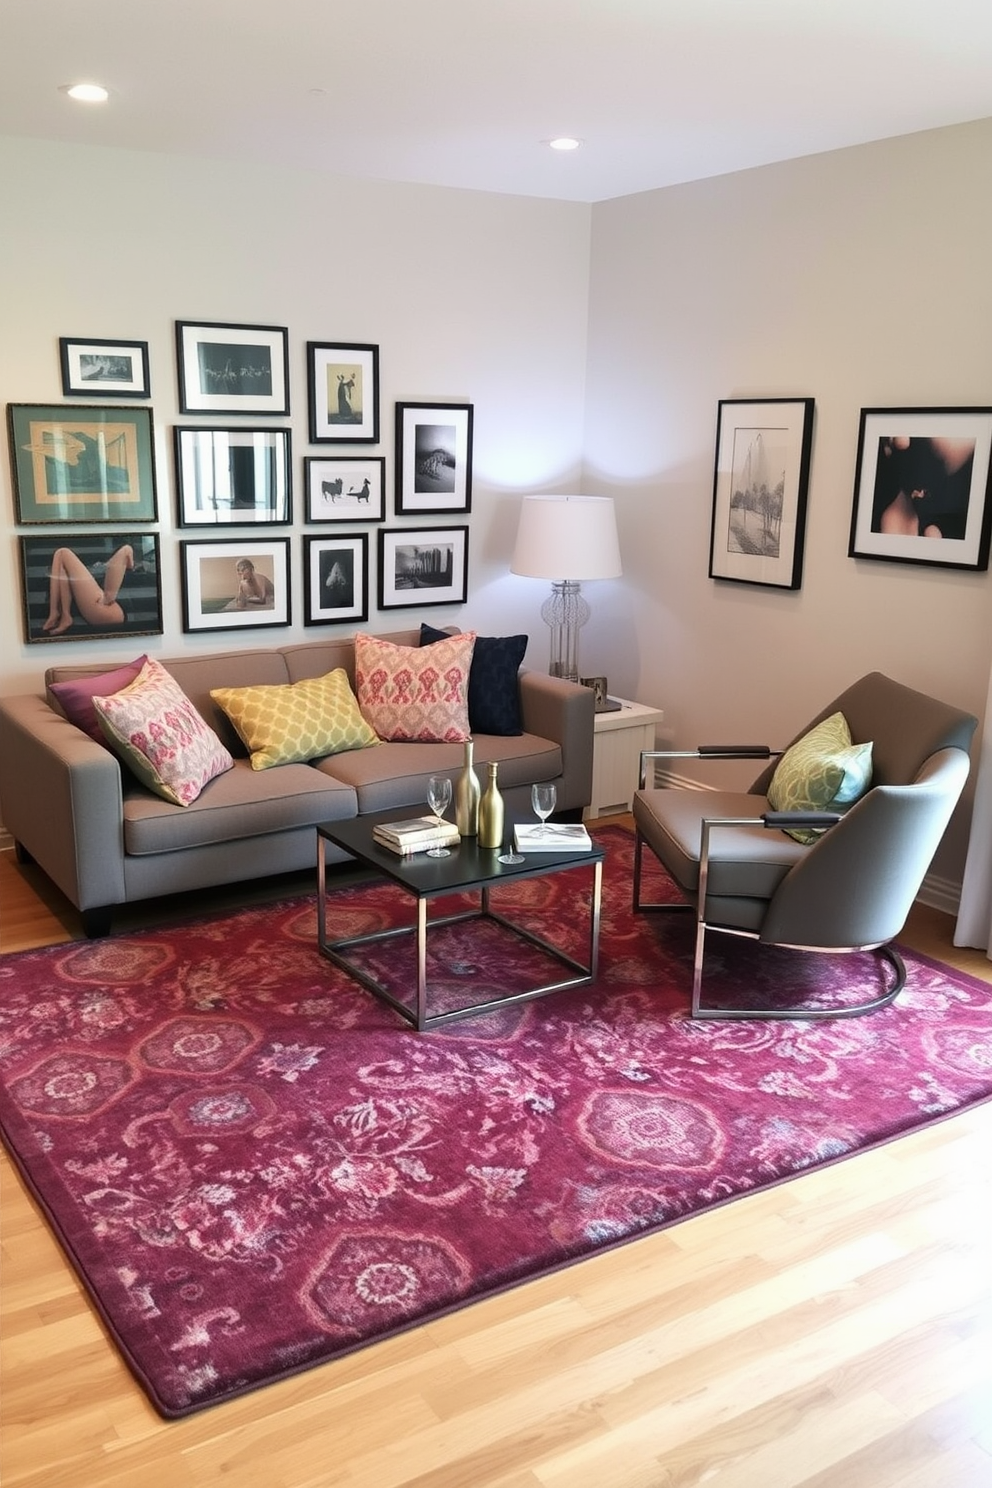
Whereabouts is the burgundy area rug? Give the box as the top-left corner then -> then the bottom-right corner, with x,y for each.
1,826 -> 991,1418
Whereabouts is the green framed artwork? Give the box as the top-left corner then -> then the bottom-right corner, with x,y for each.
6,403 -> 158,524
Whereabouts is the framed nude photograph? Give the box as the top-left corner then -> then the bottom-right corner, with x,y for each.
377,525 -> 468,609
180,537 -> 291,633
19,531 -> 162,644
176,320 -> 290,415
303,533 -> 369,625
7,403 -> 158,524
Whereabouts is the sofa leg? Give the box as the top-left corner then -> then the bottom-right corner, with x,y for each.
81,906 -> 113,939
13,839 -> 34,865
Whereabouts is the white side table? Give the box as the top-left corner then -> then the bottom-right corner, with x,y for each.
584,698 -> 664,820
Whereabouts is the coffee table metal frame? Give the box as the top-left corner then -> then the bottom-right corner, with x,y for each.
316,814 -> 604,1031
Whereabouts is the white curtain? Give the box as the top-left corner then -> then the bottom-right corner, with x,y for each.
954,661 -> 992,954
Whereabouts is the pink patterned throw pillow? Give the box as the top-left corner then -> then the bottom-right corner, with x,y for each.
92,657 -> 234,806
355,630 -> 476,742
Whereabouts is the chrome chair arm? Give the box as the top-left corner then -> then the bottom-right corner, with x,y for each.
638,745 -> 780,790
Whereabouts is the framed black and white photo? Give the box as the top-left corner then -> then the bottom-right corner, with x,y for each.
59,337 -> 150,398
709,397 -> 814,590
303,533 -> 369,626
19,531 -> 162,644
307,341 -> 379,443
395,401 -> 473,514
377,525 -> 468,609
303,455 -> 385,523
175,427 -> 292,526
180,537 -> 291,633
848,407 -> 992,571
176,320 -> 290,415
7,403 -> 158,524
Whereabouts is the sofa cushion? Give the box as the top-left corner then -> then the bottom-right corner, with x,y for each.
355,630 -> 475,742
48,654 -> 148,745
767,711 -> 873,843
210,669 -> 379,770
93,658 -> 234,807
420,624 -> 527,735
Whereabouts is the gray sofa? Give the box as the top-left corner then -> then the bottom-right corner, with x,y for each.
0,627 -> 594,936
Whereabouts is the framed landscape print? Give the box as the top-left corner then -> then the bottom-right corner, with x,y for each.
176,320 -> 290,415
708,397 -> 814,590
395,401 -> 473,514
307,341 -> 379,442
175,426 -> 292,526
180,537 -> 291,633
303,455 -> 385,523
7,403 -> 158,524
19,531 -> 162,644
59,336 -> 150,398
303,533 -> 369,625
377,524 -> 468,609
848,406 -> 992,571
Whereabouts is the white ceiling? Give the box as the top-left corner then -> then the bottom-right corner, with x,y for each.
3,0 -> 992,203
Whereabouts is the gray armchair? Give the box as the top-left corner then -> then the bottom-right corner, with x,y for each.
632,673 -> 977,1020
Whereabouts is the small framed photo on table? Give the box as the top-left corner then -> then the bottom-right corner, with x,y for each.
180,537 -> 291,633
303,533 -> 369,625
176,320 -> 290,415
378,525 -> 468,609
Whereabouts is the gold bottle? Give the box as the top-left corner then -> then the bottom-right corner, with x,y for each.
455,739 -> 481,836
478,760 -> 504,849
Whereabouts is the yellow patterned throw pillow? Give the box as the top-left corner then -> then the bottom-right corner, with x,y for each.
210,668 -> 378,770
767,710 -> 873,843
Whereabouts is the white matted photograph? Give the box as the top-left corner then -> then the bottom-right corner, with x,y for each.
709,397 -> 814,590
180,537 -> 291,632
395,401 -> 473,514
307,342 -> 379,443
303,456 -> 385,523
303,533 -> 369,625
59,337 -> 150,398
377,525 -> 468,609
176,320 -> 290,415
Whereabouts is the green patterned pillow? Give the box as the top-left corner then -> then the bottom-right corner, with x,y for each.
211,668 -> 379,771
767,711 -> 873,843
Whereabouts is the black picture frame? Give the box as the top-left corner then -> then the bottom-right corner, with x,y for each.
176,320 -> 290,415
59,336 -> 150,398
377,524 -> 469,609
19,531 -> 162,644
303,455 -> 386,523
307,341 -> 379,443
179,537 -> 291,633
303,533 -> 369,625
709,397 -> 814,590
848,407 -> 992,571
175,426 -> 292,526
7,402 -> 158,525
395,401 -> 473,514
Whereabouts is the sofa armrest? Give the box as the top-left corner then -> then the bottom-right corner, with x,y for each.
0,694 -> 126,912
518,670 -> 595,813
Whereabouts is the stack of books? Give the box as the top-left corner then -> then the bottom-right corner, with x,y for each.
372,815 -> 460,856
512,822 -> 593,853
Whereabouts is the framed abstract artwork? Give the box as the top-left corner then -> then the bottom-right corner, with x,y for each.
848,406 -> 992,571
377,524 -> 468,609
59,336 -> 150,398
179,537 -> 291,633
175,426 -> 292,526
307,341 -> 379,443
19,531 -> 162,644
176,320 -> 290,415
708,397 -> 814,590
303,533 -> 369,625
303,455 -> 386,523
395,401 -> 473,514
7,403 -> 158,524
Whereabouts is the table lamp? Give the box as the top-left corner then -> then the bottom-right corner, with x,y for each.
511,494 -> 622,681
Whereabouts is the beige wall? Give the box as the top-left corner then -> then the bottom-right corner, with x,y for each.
583,119 -> 992,897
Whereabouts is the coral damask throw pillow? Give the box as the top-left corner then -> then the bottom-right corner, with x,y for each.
355,630 -> 476,742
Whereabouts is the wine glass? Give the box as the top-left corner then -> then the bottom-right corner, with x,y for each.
531,782 -> 557,830
425,775 -> 453,857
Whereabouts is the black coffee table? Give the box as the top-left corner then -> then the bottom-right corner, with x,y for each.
316,811 -> 604,1031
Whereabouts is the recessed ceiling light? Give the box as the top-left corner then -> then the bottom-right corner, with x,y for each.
61,83 -> 109,103
548,137 -> 581,152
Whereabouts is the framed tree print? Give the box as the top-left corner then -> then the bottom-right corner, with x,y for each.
307,342 -> 379,442
395,401 -> 473,514
175,427 -> 292,526
303,533 -> 369,625
303,455 -> 385,523
59,336 -> 150,398
180,537 -> 291,633
708,397 -> 814,589
848,406 -> 992,571
176,320 -> 290,415
7,403 -> 158,524
19,531 -> 162,644
378,525 -> 468,609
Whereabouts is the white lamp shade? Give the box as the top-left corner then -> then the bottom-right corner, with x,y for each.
511,495 -> 622,581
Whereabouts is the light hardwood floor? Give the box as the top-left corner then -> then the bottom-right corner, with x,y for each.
1,841 -> 990,1488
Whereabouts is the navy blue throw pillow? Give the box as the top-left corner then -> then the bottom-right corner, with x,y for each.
420,624 -> 527,735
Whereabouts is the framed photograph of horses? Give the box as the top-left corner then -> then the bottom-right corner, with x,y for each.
175,427 -> 292,526
708,397 -> 815,590
307,341 -> 379,443
303,533 -> 369,625
395,401 -> 473,515
303,456 -> 386,523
